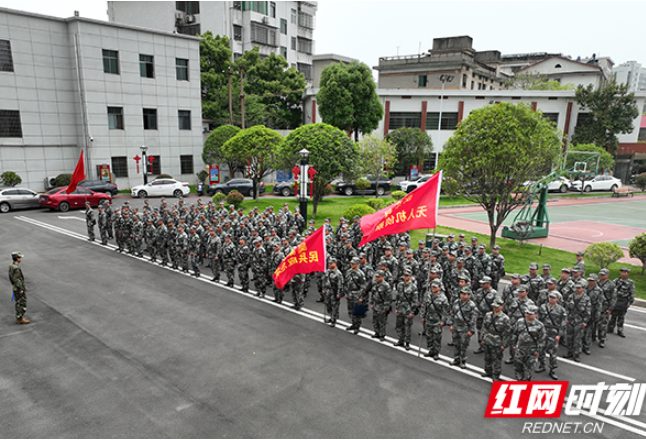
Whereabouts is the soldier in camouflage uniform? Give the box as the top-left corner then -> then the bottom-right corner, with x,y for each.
609,268 -> 636,338
582,274 -> 603,355
421,279 -> 450,359
322,258 -> 343,327
122,212 -> 134,254
564,281 -> 591,362
155,219 -> 168,266
512,305 -> 545,381
557,268 -> 576,304
97,204 -> 109,245
575,251 -> 586,277
167,220 -> 179,269
449,287 -> 477,368
504,284 -> 535,365
370,270 -> 392,341
344,257 -> 367,334
480,297 -> 510,381
596,268 -> 616,347
472,244 -> 492,290
501,273 -> 521,304
523,262 -> 546,303
205,229 -> 221,282
175,225 -> 189,272
9,251 -> 28,324
251,237 -> 267,297
221,234 -> 237,287
393,268 -> 418,350
537,291 -> 567,380
237,237 -> 252,292
104,200 -> 114,240
143,219 -> 156,260
187,227 -> 201,277
490,245 -> 505,290
269,243 -> 286,303
85,202 -> 96,241
473,276 -> 499,354
131,215 -> 144,256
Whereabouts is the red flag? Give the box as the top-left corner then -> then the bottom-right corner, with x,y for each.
273,226 -> 327,290
66,150 -> 86,194
359,171 -> 442,246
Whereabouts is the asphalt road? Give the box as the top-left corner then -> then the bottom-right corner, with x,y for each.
1,201 -> 646,438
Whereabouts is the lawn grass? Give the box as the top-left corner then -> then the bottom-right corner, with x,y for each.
235,193 -> 645,298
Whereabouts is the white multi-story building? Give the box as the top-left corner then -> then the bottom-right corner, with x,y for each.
108,1 -> 317,81
0,7 -> 203,191
613,61 -> 646,92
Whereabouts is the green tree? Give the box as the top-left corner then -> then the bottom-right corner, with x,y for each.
279,123 -> 358,217
316,61 -> 384,141
629,233 -> 646,275
585,242 -> 625,269
505,73 -> 575,91
634,173 -> 646,191
203,125 -> 243,179
572,80 -> 639,153
386,127 -> 433,176
565,143 -> 615,173
200,32 -> 233,123
356,134 -> 397,198
222,125 -> 283,201
439,102 -> 562,248
0,171 -> 22,187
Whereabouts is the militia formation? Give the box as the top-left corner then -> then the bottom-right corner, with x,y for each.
11,197 -> 635,383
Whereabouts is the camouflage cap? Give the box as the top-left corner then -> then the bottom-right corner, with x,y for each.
309,220 -> 315,224
478,244 -> 486,250
572,265 -> 583,272
328,257 -> 337,264
422,248 -> 431,254
351,257 -> 360,265
525,304 -> 538,314
460,287 -> 472,295
359,252 -> 367,259
587,274 -> 598,281
403,268 -> 412,276
510,273 -> 520,279
406,249 -> 414,254
459,233 -> 465,238
432,238 -> 440,244
11,251 -> 23,259
448,234 -> 455,238
548,290 -> 561,299
598,268 -> 610,276
456,257 -> 465,263
471,237 -> 478,242
253,237 -> 262,244
353,215 -> 360,220
561,268 -> 571,274
385,245 -> 393,251
492,298 -> 505,307
458,241 -> 466,247
576,280 -> 587,288
492,245 -> 501,250
576,251 -> 585,257
620,267 -> 631,272
542,264 -> 551,270
430,279 -> 442,288
480,276 -> 492,284
418,240 -> 425,245
517,284 -> 528,292
398,241 -> 408,247
429,267 -> 440,274
458,274 -> 470,281
375,270 -> 385,277
546,277 -> 557,284
529,262 -> 539,270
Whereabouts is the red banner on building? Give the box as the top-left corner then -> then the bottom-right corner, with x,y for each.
273,226 -> 327,290
359,171 -> 442,247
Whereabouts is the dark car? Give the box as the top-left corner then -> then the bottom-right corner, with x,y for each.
39,186 -> 112,212
335,175 -> 391,196
79,179 -> 118,195
207,178 -> 266,197
273,179 -> 296,197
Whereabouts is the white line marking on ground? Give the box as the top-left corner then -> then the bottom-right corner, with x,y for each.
57,216 -> 85,221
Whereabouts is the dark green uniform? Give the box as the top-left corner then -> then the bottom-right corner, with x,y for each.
370,279 -> 393,340
9,260 -> 26,320
481,310 -> 511,379
512,316 -> 546,381
420,289 -> 450,358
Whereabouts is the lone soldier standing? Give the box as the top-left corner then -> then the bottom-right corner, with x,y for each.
512,305 -> 545,381
370,270 -> 393,341
97,204 -> 109,245
9,252 -> 28,324
537,291 -> 567,380
344,257 -> 367,335
480,297 -> 510,381
449,287 -> 477,368
596,268 -> 616,347
393,268 -> 418,350
85,202 -> 96,241
421,279 -> 450,359
609,267 -> 635,338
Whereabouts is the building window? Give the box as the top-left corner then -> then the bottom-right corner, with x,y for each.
418,75 -> 428,87
471,81 -> 474,90
111,156 -> 128,178
102,49 -> 119,74
541,112 -> 559,125
0,40 -> 14,72
280,18 -> 287,34
462,74 -> 467,88
427,112 -> 459,130
233,25 -> 242,41
297,63 -> 312,81
280,46 -> 287,59
291,37 -> 296,50
250,22 -> 277,46
298,12 -> 314,29
107,107 -> 124,129
388,112 -> 422,130
575,113 -> 592,129
139,54 -> 154,78
269,2 -> 276,18
176,58 -> 189,81
297,37 -> 313,54
233,1 -> 242,10
176,1 -> 200,14
243,1 -> 268,14
150,156 -> 162,175
180,155 -> 194,175
143,108 -> 158,130
178,110 -> 191,130
0,110 -> 22,138
290,8 -> 297,24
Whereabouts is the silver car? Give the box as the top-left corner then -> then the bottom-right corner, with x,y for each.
0,187 -> 42,213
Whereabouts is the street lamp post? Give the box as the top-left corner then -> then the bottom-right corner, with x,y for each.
298,148 -> 310,221
437,74 -> 454,169
140,145 -> 148,185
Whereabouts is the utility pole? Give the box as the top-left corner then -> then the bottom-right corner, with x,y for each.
239,66 -> 245,129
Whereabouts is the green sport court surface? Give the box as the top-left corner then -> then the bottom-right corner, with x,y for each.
451,198 -> 646,248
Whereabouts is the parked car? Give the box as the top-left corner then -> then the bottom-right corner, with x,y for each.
207,178 -> 265,197
0,187 -> 42,213
335,175 -> 392,196
273,179 -> 296,197
78,179 -> 118,195
524,176 -> 572,193
397,174 -> 433,193
131,179 -> 190,198
39,186 -> 112,212
571,175 -> 622,192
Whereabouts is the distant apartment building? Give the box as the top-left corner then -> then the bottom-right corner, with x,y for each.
613,61 -> 646,92
0,7 -> 203,191
108,1 -> 317,81
515,55 -> 613,90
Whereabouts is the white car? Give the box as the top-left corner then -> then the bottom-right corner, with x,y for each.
398,174 -> 432,193
547,176 -> 572,193
131,178 -> 190,198
571,175 -> 622,192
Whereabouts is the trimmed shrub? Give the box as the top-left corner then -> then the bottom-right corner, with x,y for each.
226,190 -> 244,208
55,173 -> 72,187
0,171 -> 22,187
212,193 -> 227,204
629,233 -> 646,275
156,174 -> 173,179
355,178 -> 371,193
584,242 -> 625,269
196,170 -> 208,182
634,173 -> 646,191
365,198 -> 389,211
391,190 -> 407,201
342,204 -> 376,219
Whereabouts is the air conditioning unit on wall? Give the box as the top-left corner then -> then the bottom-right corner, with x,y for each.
44,176 -> 57,189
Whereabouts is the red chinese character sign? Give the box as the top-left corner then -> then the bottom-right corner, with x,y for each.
359,171 -> 443,247
134,155 -> 141,174
273,226 -> 327,289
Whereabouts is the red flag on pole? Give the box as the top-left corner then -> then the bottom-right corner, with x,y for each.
359,171 -> 443,246
273,226 -> 327,290
66,150 -> 86,194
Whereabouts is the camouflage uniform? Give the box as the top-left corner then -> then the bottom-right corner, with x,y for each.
473,284 -> 499,351
167,224 -> 179,269
566,290 -> 592,361
269,248 -> 286,303
323,265 -> 344,326
251,241 -> 267,297
609,276 -> 635,336
537,299 -> 567,376
344,266 -> 367,332
221,238 -> 237,287
144,222 -> 156,260
205,232 -> 221,281
583,282 -> 603,353
154,221 -> 168,265
131,217 -> 144,256
188,230 -> 201,276
523,273 -> 546,303
175,229 -> 189,272
490,251 -> 506,290
237,240 -> 252,292
481,309 -> 511,380
98,208 -> 109,245
557,277 -> 576,304
512,315 -> 546,381
448,292 -> 477,366
420,286 -> 450,358
370,277 -> 392,340
393,277 -> 418,348
596,276 -> 617,345
9,257 -> 27,321
85,205 -> 96,241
